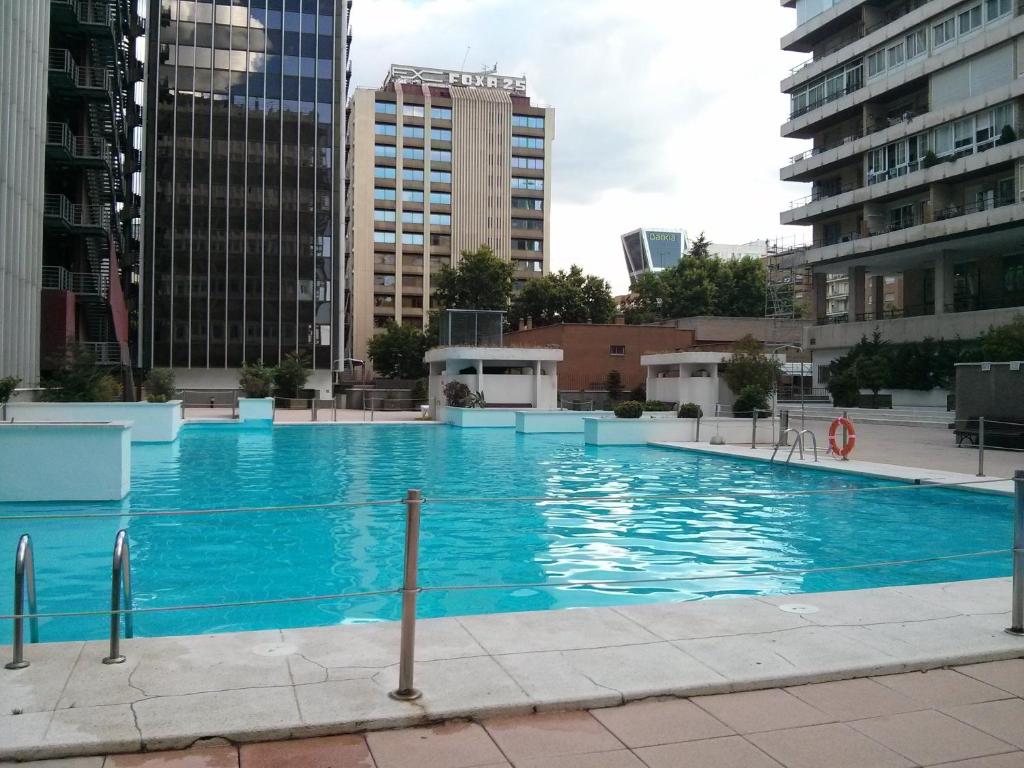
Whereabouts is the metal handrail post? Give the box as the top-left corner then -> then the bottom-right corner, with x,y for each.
5,534 -> 38,670
1008,470 -> 1024,635
800,429 -> 819,463
695,413 -> 701,442
312,398 -> 318,422
103,530 -> 133,664
751,409 -> 758,449
841,410 -> 849,461
390,490 -> 423,701
333,395 -> 338,422
977,417 -> 986,477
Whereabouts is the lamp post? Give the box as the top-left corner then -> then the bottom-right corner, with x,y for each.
773,343 -> 806,431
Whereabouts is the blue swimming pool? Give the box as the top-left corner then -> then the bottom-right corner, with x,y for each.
0,423 -> 1013,642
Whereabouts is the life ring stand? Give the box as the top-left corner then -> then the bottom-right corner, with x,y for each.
828,416 -> 856,459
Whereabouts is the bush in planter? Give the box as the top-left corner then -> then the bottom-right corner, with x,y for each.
411,378 -> 428,404
677,402 -> 702,419
239,360 -> 274,398
605,369 -> 624,401
614,401 -> 644,419
997,125 -> 1017,146
274,352 -> 310,399
732,385 -> 768,418
642,400 -> 674,412
629,384 -> 647,402
921,150 -> 940,168
443,380 -> 471,407
827,370 -> 860,407
466,390 -> 487,408
144,369 -> 176,403
40,345 -> 122,402
0,377 -> 19,406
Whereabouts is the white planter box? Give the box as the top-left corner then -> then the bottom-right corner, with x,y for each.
515,410 -> 615,433
584,416 -> 697,446
445,407 -> 520,428
0,422 -> 131,501
238,397 -> 274,423
859,388 -> 951,408
5,401 -> 183,442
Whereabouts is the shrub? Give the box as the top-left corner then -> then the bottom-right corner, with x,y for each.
855,354 -> 890,408
732,385 -> 768,417
629,384 -> 647,402
827,371 -> 860,407
144,369 -> 176,403
40,345 -> 122,402
411,378 -> 428,404
0,377 -> 19,405
677,402 -> 702,419
921,150 -> 940,168
638,399 -> 671,411
367,322 -> 429,379
605,369 -> 624,401
723,336 -> 783,397
614,400 -> 644,419
273,352 -> 310,399
466,390 -> 487,408
239,360 -> 274,398
443,380 -> 470,407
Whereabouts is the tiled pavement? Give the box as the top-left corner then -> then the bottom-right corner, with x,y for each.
9,660 -> 1024,768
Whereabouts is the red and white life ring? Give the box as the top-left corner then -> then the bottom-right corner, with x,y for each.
828,416 -> 857,458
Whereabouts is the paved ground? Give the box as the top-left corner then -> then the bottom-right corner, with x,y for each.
8,659 -> 1024,767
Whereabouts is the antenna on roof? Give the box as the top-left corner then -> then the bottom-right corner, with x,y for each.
460,46 -> 471,71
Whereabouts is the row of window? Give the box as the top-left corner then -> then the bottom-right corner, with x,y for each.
512,114 -> 545,129
512,177 -> 543,191
374,124 -> 453,141
866,28 -> 926,79
374,145 -> 453,162
511,217 -> 543,230
512,156 -> 544,170
512,135 -> 544,149
374,101 -> 452,120
790,61 -> 863,118
512,197 -> 543,211
374,231 -> 430,245
511,238 -> 542,252
373,189 -> 452,204
373,209 -> 452,225
373,166 -> 452,183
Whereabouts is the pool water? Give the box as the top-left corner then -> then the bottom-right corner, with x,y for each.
0,423 -> 1013,642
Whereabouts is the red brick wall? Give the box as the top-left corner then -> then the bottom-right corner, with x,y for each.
506,324 -> 695,390
40,290 -> 76,364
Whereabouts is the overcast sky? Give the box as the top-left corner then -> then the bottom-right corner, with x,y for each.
349,0 -> 813,293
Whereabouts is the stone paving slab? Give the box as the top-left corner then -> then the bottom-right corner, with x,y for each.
1,579 -> 1022,761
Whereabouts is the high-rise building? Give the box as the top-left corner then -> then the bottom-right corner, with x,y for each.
141,0 -> 350,394
0,3 -> 49,386
621,229 -> 687,282
345,65 -> 555,367
780,0 -> 1024,377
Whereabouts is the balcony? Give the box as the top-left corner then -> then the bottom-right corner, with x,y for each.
43,193 -> 111,234
50,0 -> 116,33
41,265 -> 109,298
47,49 -> 112,97
80,341 -> 129,366
45,123 -> 111,168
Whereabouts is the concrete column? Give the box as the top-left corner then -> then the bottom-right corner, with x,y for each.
848,266 -> 866,320
812,273 -> 828,322
933,252 -> 954,315
534,361 -> 540,407
476,359 -> 484,395
872,275 -> 885,316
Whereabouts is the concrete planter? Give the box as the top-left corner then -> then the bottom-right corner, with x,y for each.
445,407 -> 520,428
238,397 -> 274,423
515,410 -> 615,433
5,401 -> 183,442
859,388 -> 951,408
584,416 -> 696,446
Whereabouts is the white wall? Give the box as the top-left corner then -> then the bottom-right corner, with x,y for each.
6,401 -> 183,442
446,407 -> 519,428
515,410 -> 615,433
0,422 -> 130,501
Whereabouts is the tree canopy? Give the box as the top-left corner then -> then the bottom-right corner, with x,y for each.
510,265 -> 617,327
367,322 -> 430,380
433,245 -> 514,312
722,335 -> 783,397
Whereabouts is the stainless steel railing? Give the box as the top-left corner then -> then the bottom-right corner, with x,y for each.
103,530 -> 133,665
5,535 -> 38,670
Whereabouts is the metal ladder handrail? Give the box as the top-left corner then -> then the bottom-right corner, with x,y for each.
798,429 -> 820,463
5,534 -> 39,670
103,529 -> 133,664
770,428 -> 801,463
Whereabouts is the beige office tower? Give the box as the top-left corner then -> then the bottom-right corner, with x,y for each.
345,65 -> 554,368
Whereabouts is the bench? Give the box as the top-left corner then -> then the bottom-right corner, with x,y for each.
950,417 -> 1024,448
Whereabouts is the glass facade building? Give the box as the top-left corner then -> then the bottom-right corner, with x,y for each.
141,0 -> 349,376
620,228 -> 686,282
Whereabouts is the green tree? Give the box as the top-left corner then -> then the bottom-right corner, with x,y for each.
511,265 -> 617,326
40,345 -> 122,402
623,271 -> 664,324
273,352 -> 310,398
433,245 -> 514,311
855,354 -> 890,408
367,322 -> 429,380
144,369 -> 176,402
722,336 -> 783,397
0,377 -> 20,405
977,314 -> 1024,360
605,369 -> 624,401
239,360 -> 275,398
687,232 -> 712,259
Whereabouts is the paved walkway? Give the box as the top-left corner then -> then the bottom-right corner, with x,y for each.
8,659 -> 1024,767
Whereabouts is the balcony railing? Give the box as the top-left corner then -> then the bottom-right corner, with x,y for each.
47,49 -> 111,92
789,181 -> 861,209
790,80 -> 863,120
46,122 -> 111,163
80,342 -> 128,366
43,194 -> 111,232
41,265 -> 109,297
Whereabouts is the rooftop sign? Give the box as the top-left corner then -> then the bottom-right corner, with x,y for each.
387,65 -> 527,94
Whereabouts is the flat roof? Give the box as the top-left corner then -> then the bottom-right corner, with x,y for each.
425,346 -> 563,363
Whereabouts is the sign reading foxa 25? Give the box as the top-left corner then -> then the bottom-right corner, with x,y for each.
389,65 -> 527,94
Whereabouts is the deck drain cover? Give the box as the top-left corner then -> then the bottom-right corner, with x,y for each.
777,604 -> 819,614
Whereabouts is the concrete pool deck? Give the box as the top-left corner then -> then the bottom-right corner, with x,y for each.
2,578 -> 1022,761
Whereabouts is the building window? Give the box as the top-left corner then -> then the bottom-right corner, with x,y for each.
512,217 -> 543,230
512,238 -> 542,252
429,213 -> 451,225
512,156 -> 544,170
374,231 -> 396,244
512,114 -> 544,129
402,147 -> 424,160
374,101 -> 396,114
374,144 -> 397,157
958,4 -> 983,35
402,168 -> 424,181
402,104 -> 424,117
374,209 -> 396,222
512,135 -> 544,149
933,16 -> 955,46
610,345 -> 625,356
402,233 -> 424,245
374,274 -> 396,287
430,170 -> 451,183
512,177 -> 544,191
429,191 -> 451,205
402,190 -> 424,203
430,128 -> 452,141
374,294 -> 395,308
375,123 -> 397,136
515,259 -> 543,272
430,149 -> 452,162
987,0 -> 1011,20
402,125 -> 424,139
374,166 -> 396,179
374,187 -> 397,200
430,106 -> 452,120
512,197 -> 543,211
401,211 -> 424,224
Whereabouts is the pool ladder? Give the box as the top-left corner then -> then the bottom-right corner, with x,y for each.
5,529 -> 132,670
770,428 -> 819,464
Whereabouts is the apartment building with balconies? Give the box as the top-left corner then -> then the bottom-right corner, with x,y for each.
780,0 -> 1024,377
345,65 -> 554,367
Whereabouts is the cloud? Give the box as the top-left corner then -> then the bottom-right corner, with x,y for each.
350,0 -> 812,293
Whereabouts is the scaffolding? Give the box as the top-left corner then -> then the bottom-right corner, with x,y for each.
765,237 -> 812,319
